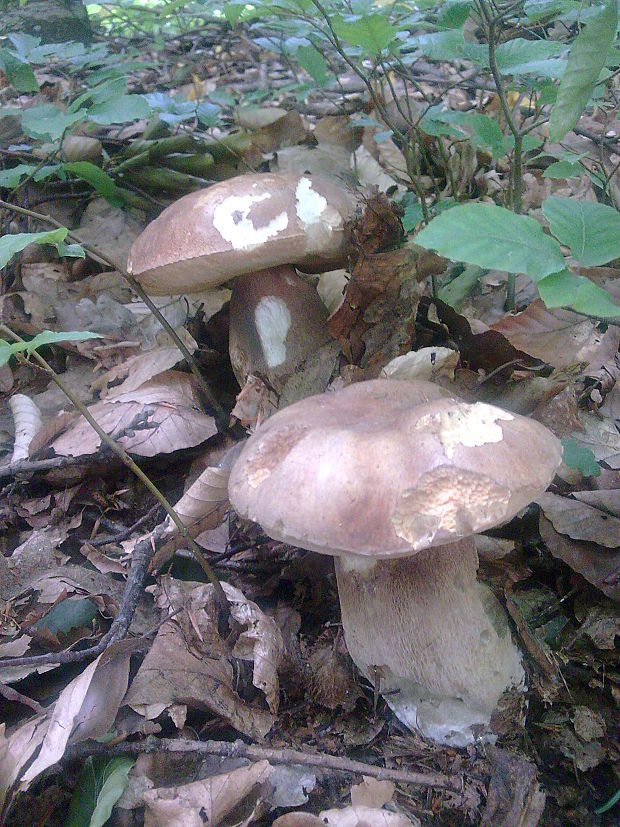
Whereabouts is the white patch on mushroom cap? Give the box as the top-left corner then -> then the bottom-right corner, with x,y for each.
295,176 -> 328,226
416,402 -> 514,459
212,193 -> 288,250
254,296 -> 292,368
295,177 -> 344,253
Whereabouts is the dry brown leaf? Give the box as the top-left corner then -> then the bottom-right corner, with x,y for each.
231,374 -> 278,429
8,394 -> 42,463
0,526 -> 66,602
272,144 -> 354,183
352,145 -> 405,194
350,777 -> 395,809
571,489 -> 620,517
74,197 -> 143,271
537,493 -> 620,548
92,339 -> 196,399
480,746 -> 545,827
143,760 -> 271,827
491,300 -> 620,370
539,514 -> 620,602
380,347 -> 458,381
313,116 -> 362,151
235,106 -> 306,151
0,716 -> 48,819
50,370 -> 216,458
125,578 -> 282,739
2,640 -> 132,807
320,805 -> 420,827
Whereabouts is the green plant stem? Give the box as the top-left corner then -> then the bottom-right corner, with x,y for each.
0,198 -> 228,429
476,0 -> 524,310
1,323 -> 232,624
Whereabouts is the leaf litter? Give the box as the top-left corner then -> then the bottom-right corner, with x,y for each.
0,9 -> 618,827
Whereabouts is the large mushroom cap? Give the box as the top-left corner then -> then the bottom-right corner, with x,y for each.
127,172 -> 358,294
228,379 -> 563,557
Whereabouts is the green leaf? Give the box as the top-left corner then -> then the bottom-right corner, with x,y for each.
32,598 -> 98,635
0,329 -> 102,367
62,162 -> 124,206
0,48 -> 39,92
542,197 -> 620,265
66,757 -> 134,827
438,264 -> 484,310
88,94 -> 151,124
21,103 -> 84,141
415,203 -> 565,280
542,159 -> 582,178
537,270 -> 620,316
437,1 -> 472,29
561,438 -> 601,477
548,0 -> 618,142
495,38 -> 566,77
296,44 -> 328,84
402,201 -> 425,233
0,228 -> 68,270
0,164 -> 37,188
332,14 -> 396,55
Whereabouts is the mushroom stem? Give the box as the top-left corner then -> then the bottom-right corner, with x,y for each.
229,266 -> 330,393
334,539 -> 525,747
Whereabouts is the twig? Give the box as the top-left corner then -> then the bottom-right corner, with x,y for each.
64,736 -> 465,793
0,526 -> 162,669
0,453 -> 92,480
0,198 -> 228,429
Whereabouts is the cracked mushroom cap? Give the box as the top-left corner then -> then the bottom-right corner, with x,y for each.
228,379 -> 562,558
127,172 -> 358,294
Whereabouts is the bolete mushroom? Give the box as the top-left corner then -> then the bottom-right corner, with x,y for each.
127,172 -> 358,392
228,379 -> 562,746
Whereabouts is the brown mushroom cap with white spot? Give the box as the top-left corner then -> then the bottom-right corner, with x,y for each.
229,378 -> 563,746
228,379 -> 562,559
127,172 -> 358,295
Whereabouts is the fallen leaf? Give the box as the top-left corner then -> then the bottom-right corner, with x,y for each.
143,760 -> 271,827
124,578 -> 283,739
539,514 -> 620,602
50,371 -> 217,458
491,300 -> 620,370
536,493 -> 620,548
480,746 -> 545,827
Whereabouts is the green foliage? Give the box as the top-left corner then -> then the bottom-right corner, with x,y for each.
66,756 -> 134,827
548,0 -> 618,141
0,229 -> 85,270
331,14 -> 396,55
296,44 -> 328,84
415,203 -> 565,281
32,598 -> 99,635
0,330 -> 102,367
537,270 -> 620,316
542,197 -> 620,266
561,438 -> 601,478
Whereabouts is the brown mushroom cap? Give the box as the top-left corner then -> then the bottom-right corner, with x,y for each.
127,172 -> 358,294
228,379 -> 562,558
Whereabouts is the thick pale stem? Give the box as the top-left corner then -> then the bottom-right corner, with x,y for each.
229,266 -> 330,393
334,539 -> 525,746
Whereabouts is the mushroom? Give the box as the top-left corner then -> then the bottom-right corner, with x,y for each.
127,172 -> 358,392
228,379 -> 562,746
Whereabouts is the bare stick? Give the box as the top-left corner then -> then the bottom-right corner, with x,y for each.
64,736 -> 466,793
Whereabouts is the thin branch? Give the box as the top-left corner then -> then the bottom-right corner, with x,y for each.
64,736 -> 467,794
